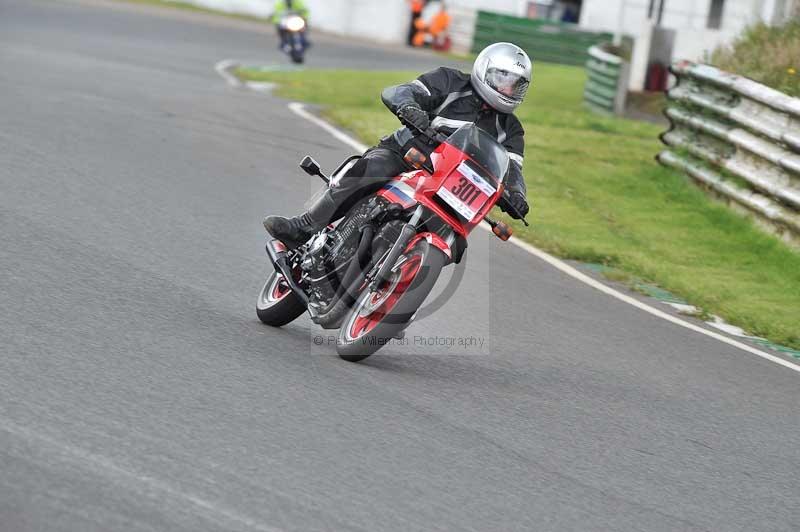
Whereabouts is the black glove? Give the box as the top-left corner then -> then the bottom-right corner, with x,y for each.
506,191 -> 530,220
397,103 -> 430,132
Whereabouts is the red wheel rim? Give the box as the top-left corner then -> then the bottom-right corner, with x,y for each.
258,273 -> 293,310
270,275 -> 292,301
347,253 -> 423,340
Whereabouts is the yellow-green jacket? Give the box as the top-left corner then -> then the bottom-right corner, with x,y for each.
271,0 -> 309,24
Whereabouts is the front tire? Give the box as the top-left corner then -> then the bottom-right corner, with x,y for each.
337,240 -> 446,362
256,270 -> 306,326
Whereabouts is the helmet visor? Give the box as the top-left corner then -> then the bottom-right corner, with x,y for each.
485,66 -> 529,101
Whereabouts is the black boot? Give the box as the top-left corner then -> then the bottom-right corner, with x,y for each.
263,190 -> 339,249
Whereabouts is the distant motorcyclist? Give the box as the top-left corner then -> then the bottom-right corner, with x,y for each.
264,43 -> 532,248
271,0 -> 309,51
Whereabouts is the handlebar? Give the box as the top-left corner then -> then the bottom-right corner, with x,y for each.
409,124 -> 447,145
422,127 -> 449,144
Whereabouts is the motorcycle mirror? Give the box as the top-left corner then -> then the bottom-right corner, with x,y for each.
300,156 -> 329,184
299,156 -> 322,177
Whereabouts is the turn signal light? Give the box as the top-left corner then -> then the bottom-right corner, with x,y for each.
404,147 -> 427,170
492,221 -> 513,241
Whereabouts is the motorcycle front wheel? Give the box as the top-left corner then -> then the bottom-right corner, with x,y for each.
290,37 -> 305,64
256,270 -> 306,326
337,239 -> 446,362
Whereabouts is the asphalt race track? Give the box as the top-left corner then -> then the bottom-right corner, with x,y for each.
1,1 -> 798,530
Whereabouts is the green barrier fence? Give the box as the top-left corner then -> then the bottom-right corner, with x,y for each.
583,45 -> 629,114
471,11 -> 612,66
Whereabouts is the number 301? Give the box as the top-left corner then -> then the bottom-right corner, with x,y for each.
451,177 -> 481,205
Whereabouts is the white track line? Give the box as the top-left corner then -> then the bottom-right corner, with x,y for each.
507,238 -> 800,372
288,102 -> 368,153
247,81 -> 277,93
284,101 -> 800,374
214,59 -> 243,87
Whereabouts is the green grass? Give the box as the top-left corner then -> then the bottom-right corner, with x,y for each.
237,65 -> 800,349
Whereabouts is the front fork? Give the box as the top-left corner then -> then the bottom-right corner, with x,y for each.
367,205 -> 424,291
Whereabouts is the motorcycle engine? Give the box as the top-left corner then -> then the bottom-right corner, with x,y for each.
301,232 -> 337,308
302,196 -> 407,328
302,202 -> 372,310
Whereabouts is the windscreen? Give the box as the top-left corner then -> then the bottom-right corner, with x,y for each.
443,124 -> 509,183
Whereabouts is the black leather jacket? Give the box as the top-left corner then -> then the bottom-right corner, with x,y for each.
380,67 -> 527,201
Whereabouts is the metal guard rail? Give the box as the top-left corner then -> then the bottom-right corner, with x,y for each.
584,44 -> 626,114
658,61 -> 800,241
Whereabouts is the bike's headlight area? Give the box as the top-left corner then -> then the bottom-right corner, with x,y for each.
284,16 -> 306,32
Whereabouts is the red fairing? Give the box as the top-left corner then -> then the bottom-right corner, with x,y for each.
377,142 -> 505,238
430,143 -> 506,234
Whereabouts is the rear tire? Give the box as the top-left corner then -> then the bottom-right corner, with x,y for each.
256,270 -> 306,326
337,240 -> 446,362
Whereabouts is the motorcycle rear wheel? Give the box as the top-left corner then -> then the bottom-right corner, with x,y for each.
337,239 -> 445,362
256,270 -> 306,326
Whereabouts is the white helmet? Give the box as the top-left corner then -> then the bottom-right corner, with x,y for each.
471,43 -> 532,114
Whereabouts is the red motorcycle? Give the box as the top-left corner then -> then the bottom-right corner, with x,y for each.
256,124 -> 527,362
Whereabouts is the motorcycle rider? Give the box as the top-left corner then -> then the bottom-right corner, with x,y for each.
272,0 -> 309,51
264,43 -> 532,248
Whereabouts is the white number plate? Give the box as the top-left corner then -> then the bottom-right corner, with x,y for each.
436,162 -> 496,220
